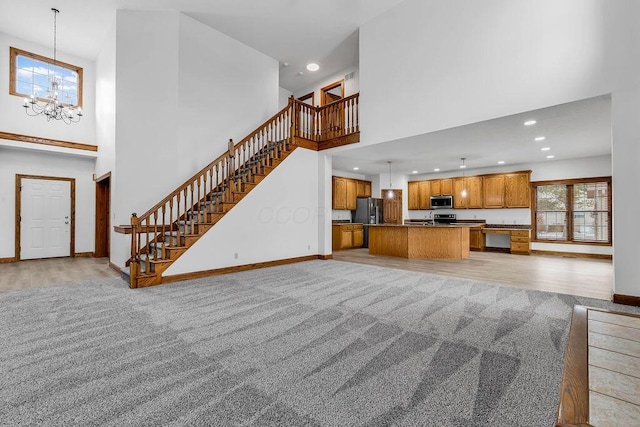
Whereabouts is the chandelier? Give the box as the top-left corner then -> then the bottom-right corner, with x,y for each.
22,8 -> 82,124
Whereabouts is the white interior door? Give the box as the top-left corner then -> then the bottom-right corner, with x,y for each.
21,178 -> 71,259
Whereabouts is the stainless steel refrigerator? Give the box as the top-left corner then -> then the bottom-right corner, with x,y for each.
351,197 -> 384,248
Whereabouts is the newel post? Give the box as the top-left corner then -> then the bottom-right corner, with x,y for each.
129,213 -> 139,289
289,95 -> 296,143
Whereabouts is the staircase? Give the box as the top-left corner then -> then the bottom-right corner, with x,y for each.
120,94 -> 360,288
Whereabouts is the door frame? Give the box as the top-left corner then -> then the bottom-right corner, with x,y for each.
94,172 -> 111,258
15,174 -> 76,261
297,91 -> 315,107
320,80 -> 344,105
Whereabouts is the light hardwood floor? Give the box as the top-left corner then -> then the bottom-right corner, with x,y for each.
0,251 -> 613,300
333,248 -> 613,300
0,257 -> 121,293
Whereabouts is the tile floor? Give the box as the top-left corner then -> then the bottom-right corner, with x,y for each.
0,257 -> 121,292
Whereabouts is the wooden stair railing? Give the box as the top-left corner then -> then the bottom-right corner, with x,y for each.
124,94 -> 360,288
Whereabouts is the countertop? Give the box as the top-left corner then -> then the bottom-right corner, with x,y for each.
369,223 -> 483,228
332,222 -> 364,226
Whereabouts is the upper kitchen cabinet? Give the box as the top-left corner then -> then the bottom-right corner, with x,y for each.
333,176 -> 347,209
504,172 -> 531,208
428,178 -> 452,196
356,180 -> 372,197
453,176 -> 482,208
346,179 -> 357,210
408,182 -> 420,210
440,178 -> 453,196
333,176 -> 373,210
483,175 -> 505,208
418,181 -> 431,209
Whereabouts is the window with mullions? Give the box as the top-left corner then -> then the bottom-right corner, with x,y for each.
533,178 -> 611,244
10,47 -> 83,107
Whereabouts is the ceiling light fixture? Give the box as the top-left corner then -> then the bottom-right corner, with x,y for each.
306,63 -> 319,71
541,147 -> 551,151
546,155 -> 555,159
353,167 -> 359,170
498,161 -> 505,164
534,136 -> 546,141
460,158 -> 467,198
524,120 -> 537,126
23,8 -> 83,124
412,170 -> 418,174
434,168 -> 440,172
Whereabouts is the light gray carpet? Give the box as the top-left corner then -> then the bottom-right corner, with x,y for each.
1,260 -> 638,426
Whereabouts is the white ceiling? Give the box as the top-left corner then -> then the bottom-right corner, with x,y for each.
0,0 -> 404,92
331,95 -> 612,176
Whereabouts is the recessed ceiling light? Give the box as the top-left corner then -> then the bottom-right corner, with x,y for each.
306,63 -> 319,71
353,167 -> 359,170
459,165 -> 466,169
412,170 -> 418,174
546,155 -> 555,159
434,168 -> 440,172
534,136 -> 546,141
541,147 -> 550,151
524,120 -> 537,126
498,161 -> 505,164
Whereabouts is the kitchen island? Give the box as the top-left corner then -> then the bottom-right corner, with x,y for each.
368,224 -> 476,259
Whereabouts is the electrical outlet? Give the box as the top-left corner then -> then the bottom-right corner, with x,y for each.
234,253 -> 238,259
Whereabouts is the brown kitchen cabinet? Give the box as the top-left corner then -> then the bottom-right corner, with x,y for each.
483,175 -> 505,208
440,178 -> 453,195
504,172 -> 531,208
333,176 -> 372,210
346,179 -> 357,210
332,177 -> 347,209
332,224 -> 364,250
418,181 -> 431,209
469,227 -> 486,251
408,182 -> 420,210
510,229 -> 531,254
453,176 -> 482,208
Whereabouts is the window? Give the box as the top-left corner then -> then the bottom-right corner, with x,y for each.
10,47 -> 83,107
533,178 -> 611,244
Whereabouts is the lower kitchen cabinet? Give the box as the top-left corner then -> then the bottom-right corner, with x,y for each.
510,230 -> 531,254
332,224 -> 364,250
469,227 -> 485,251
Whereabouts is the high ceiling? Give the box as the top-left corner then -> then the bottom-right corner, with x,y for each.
331,95 -> 612,176
0,1 -> 612,173
0,0 -> 405,92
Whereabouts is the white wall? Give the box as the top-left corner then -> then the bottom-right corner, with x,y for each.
111,10 -> 279,268
0,148 -> 96,258
0,32 -> 96,144
279,87 -> 292,109
359,0 -> 613,147
611,84 -> 640,295
318,153 -> 332,255
165,148 -> 319,274
94,20 -> 116,179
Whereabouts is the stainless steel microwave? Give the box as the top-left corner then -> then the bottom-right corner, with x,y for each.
430,195 -> 453,209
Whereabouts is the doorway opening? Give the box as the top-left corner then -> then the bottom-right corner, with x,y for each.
321,80 -> 344,105
15,174 -> 76,261
94,172 -> 111,258
320,80 -> 345,139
